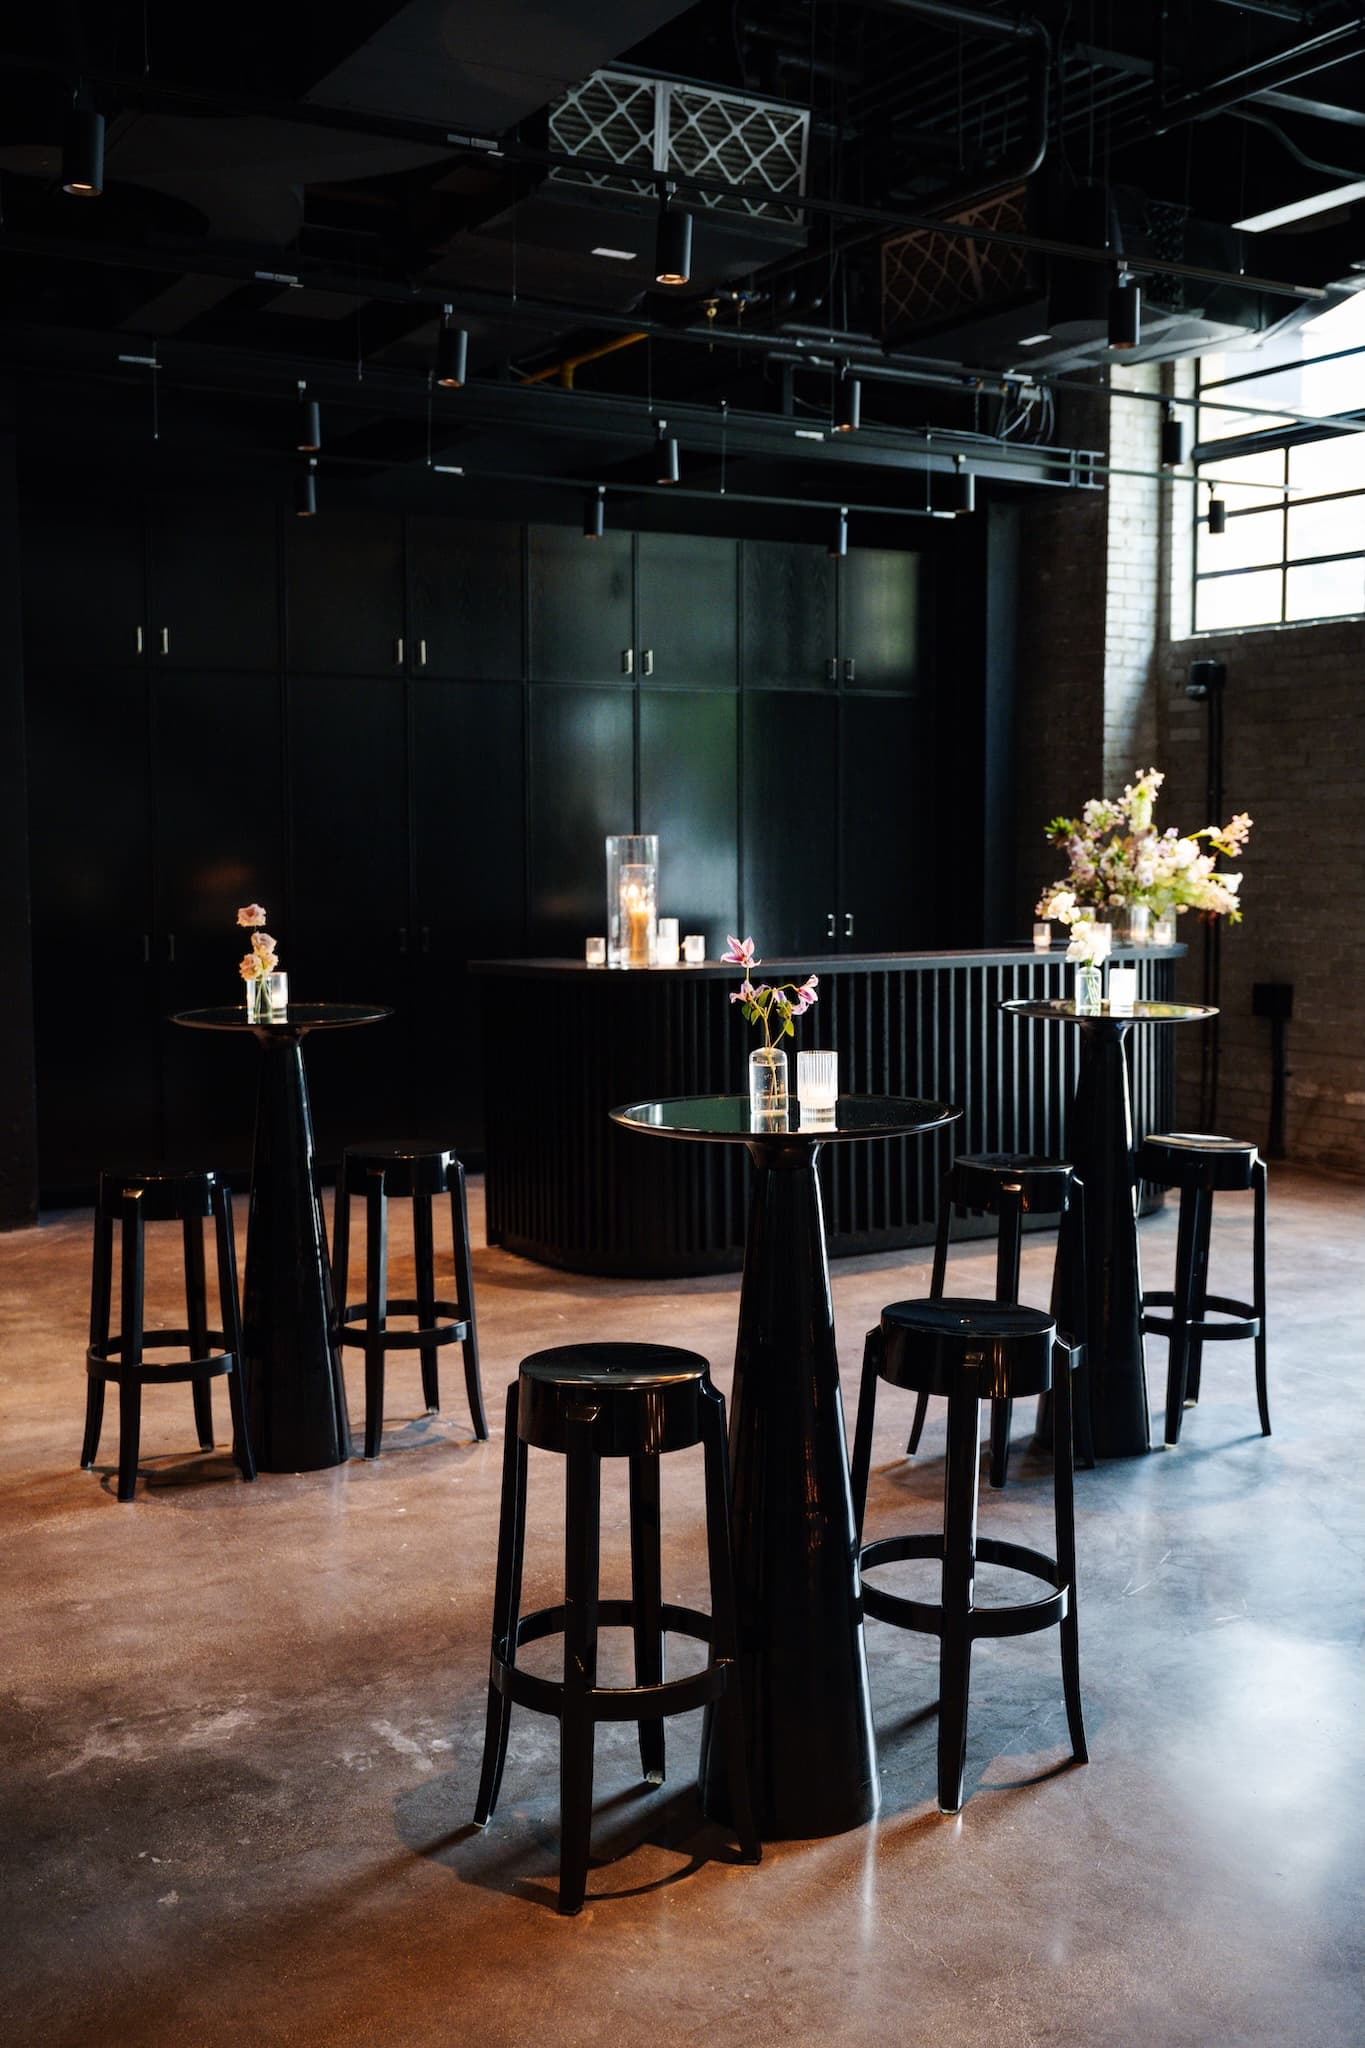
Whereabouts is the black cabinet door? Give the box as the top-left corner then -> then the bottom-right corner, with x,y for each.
153,672 -> 287,1173
840,696 -> 928,951
742,540 -> 837,690
528,526 -> 633,684
408,516 -> 523,680
637,534 -> 738,688
639,691 -> 739,950
411,681 -> 526,1150
26,669 -> 159,1191
286,508 -> 406,676
741,693 -> 839,957
838,548 -> 923,692
146,498 -> 280,673
527,685 -> 634,954
21,509 -> 146,670
285,675 -> 412,1163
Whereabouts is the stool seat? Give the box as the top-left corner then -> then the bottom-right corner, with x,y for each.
474,1342 -> 760,1914
881,1298 -> 1056,1401
338,1140 -> 463,1197
1137,1132 -> 1259,1193
95,1166 -> 228,1222
947,1153 -> 1080,1212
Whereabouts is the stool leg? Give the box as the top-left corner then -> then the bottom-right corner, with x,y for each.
850,1328 -> 882,1541
1184,1188 -> 1214,1407
1059,1181 -> 1096,1471
937,1382 -> 980,1814
412,1192 -> 440,1415
1164,1188 -> 1207,1446
116,1193 -> 146,1503
451,1163 -> 488,1441
363,1168 -> 389,1460
907,1172 -> 955,1455
700,1382 -> 760,1864
184,1213 -> 214,1451
474,1383 -> 527,1829
1252,1161 -> 1271,1436
629,1452 -> 666,1785
558,1413 -> 601,1916
214,1191 -> 255,1483
332,1168 -> 351,1328
988,1188 -> 1023,1488
81,1215 -> 114,1468
1052,1343 -> 1088,1765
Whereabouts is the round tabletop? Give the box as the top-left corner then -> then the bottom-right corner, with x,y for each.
610,1094 -> 961,1144
1001,998 -> 1217,1027
172,1004 -> 392,1033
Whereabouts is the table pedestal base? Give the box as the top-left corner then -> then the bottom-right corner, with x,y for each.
701,1143 -> 879,1838
242,1034 -> 352,1471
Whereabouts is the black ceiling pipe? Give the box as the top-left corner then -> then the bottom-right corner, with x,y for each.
1151,17 -> 1365,134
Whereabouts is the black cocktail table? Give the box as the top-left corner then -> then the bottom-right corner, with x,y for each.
1001,999 -> 1216,1459
173,1005 -> 390,1472
610,1093 -> 960,1839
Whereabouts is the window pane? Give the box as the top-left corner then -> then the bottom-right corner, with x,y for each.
1198,506 -> 1283,573
1198,399 -> 1296,442
1287,495 -> 1365,562
1195,568 -> 1282,631
1201,448 -> 1285,498
1285,557 -> 1365,623
1289,433 -> 1365,496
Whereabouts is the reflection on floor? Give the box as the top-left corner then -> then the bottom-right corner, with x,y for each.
1,1167 -> 1361,2047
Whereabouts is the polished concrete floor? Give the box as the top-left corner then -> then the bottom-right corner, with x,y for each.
2,1167 -> 1361,2048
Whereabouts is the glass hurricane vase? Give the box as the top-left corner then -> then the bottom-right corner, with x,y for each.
748,1045 -> 789,1121
245,976 -> 271,1022
1074,964 -> 1103,1015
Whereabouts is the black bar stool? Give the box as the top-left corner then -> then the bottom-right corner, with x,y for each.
81,1168 -> 256,1503
473,1342 -> 761,1915
907,1154 -> 1091,1481
851,1298 -> 1087,1815
1136,1133 -> 1269,1447
333,1141 -> 487,1458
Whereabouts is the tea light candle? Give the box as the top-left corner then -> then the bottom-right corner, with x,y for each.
1032,922 -> 1052,952
797,1048 -> 838,1116
1108,966 -> 1137,1013
266,970 -> 289,1014
656,917 -> 680,966
585,936 -> 606,967
682,934 -> 706,964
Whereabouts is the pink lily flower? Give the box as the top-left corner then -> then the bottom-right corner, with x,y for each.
722,935 -> 757,967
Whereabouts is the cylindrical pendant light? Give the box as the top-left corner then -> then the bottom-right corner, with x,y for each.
829,506 -> 849,558
1160,405 -> 1186,468
62,107 -> 105,197
1207,484 -> 1227,535
583,486 -> 605,540
1108,273 -> 1140,350
436,311 -> 468,389
655,194 -> 692,286
656,421 -> 680,484
834,369 -> 861,433
939,457 -> 976,514
297,391 -> 321,453
294,465 -> 317,518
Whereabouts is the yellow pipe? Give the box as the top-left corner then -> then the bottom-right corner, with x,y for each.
520,329 -> 648,390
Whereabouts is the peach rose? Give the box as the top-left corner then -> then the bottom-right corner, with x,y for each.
236,904 -> 268,928
239,953 -> 263,981
250,931 -> 276,957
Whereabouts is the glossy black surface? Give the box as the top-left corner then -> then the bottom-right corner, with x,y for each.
527,685 -> 634,956
286,507 -> 405,675
617,1092 -> 962,1838
742,692 -> 840,957
1002,998 -> 1218,1458
173,1006 -> 388,1471
528,525 -> 632,683
636,534 -> 738,689
638,691 -> 740,945
407,516 -> 522,680
611,1094 -> 960,1144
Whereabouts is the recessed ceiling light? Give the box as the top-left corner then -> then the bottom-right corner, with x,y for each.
1235,182 -> 1365,234
1018,332 -> 1053,346
591,246 -> 638,260
794,428 -> 825,441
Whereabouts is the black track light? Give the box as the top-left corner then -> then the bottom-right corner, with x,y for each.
834,369 -> 861,433
829,506 -> 849,559
1160,405 -> 1186,468
656,421 -> 679,485
294,464 -> 317,519
939,457 -> 976,515
1108,273 -> 1140,351
436,311 -> 468,389
297,389 -> 321,453
1207,484 -> 1227,535
62,106 -> 104,197
583,486 -> 605,540
655,192 -> 692,287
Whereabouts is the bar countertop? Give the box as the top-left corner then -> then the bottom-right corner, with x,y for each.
472,943 -> 1184,979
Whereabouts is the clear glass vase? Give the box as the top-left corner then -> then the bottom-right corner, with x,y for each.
1074,964 -> 1103,1015
748,1045 -> 789,1120
245,976 -> 271,1021
1105,903 -> 1151,946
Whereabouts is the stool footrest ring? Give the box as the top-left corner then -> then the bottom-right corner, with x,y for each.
490,1599 -> 728,1723
1142,1291 -> 1259,1342
337,1299 -> 470,1350
86,1335 -> 237,1385
860,1532 -> 1068,1640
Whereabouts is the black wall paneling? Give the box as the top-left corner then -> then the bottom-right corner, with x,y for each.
639,690 -> 740,951
636,534 -> 738,688
286,506 -> 406,675
528,684 -> 635,955
742,540 -> 837,691
741,692 -> 840,956
145,499 -> 280,673
407,516 -> 523,680
840,695 -> 928,953
838,546 -> 923,690
22,508 -> 146,668
528,525 -> 633,683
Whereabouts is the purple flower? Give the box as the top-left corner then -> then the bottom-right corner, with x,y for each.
722,935 -> 757,967
789,974 -> 819,1015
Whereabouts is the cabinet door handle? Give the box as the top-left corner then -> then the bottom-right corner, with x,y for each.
622,647 -> 634,676
136,624 -> 144,656
420,925 -> 431,955
143,933 -> 151,964
397,927 -> 408,955
167,932 -> 176,963
160,627 -> 170,657
395,637 -> 405,667
827,912 -> 836,939
825,656 -> 837,684
843,657 -> 855,683
642,648 -> 654,676
418,639 -> 427,667
844,913 -> 854,940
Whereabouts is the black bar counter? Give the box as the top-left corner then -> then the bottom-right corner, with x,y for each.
472,948 -> 1181,1277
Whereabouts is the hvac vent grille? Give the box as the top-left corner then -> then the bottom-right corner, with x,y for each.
882,188 -> 1031,340
549,71 -> 808,222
